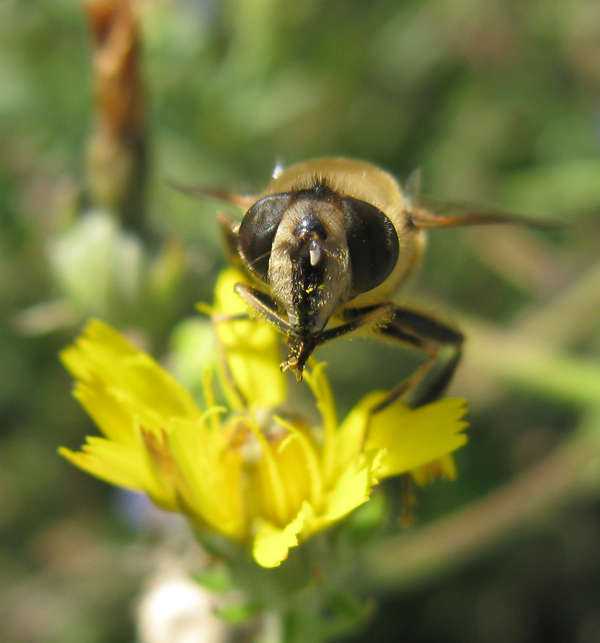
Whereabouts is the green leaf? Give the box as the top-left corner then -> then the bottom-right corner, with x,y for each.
215,600 -> 262,624
192,564 -> 233,593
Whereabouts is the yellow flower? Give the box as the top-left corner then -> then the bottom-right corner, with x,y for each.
60,268 -> 468,568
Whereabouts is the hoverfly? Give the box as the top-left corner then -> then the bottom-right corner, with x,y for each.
182,158 -> 550,410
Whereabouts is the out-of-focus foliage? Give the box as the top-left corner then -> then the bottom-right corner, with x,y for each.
1,0 -> 600,642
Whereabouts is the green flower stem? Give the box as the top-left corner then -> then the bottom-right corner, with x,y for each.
460,318 -> 600,406
255,611 -> 285,643
205,533 -> 372,643
361,406 -> 600,594
514,257 -> 600,346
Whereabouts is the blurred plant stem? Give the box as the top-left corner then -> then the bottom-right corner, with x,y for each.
515,256 -> 600,346
463,319 -> 600,406
448,251 -> 600,407
85,0 -> 148,233
361,405 -> 600,593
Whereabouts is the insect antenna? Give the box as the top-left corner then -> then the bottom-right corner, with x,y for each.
247,250 -> 272,269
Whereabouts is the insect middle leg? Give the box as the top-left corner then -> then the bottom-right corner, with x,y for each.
229,285 -> 464,406
339,305 -> 464,411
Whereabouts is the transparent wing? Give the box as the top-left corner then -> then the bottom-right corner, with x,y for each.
167,180 -> 256,211
408,195 -> 563,230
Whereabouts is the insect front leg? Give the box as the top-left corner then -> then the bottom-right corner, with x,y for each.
281,303 -> 395,380
233,283 -> 295,335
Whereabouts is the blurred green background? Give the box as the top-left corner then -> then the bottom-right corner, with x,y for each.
2,0 -> 600,641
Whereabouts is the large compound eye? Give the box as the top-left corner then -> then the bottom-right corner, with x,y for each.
238,193 -> 291,282
342,196 -> 399,295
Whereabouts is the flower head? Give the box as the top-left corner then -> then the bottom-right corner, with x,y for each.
60,268 -> 468,568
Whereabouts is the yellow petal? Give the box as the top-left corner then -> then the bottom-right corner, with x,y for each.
211,268 -> 287,409
306,448 -> 384,537
62,320 -> 201,425
72,381 -> 138,448
244,425 -> 312,530
61,318 -> 137,382
333,390 -> 388,480
274,416 -> 323,514
245,416 -> 291,527
59,439 -> 174,509
437,453 -> 458,480
252,502 -> 313,568
365,398 -> 468,478
212,267 -> 249,316
167,416 -> 246,540
302,364 -> 337,488
410,453 -> 458,486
